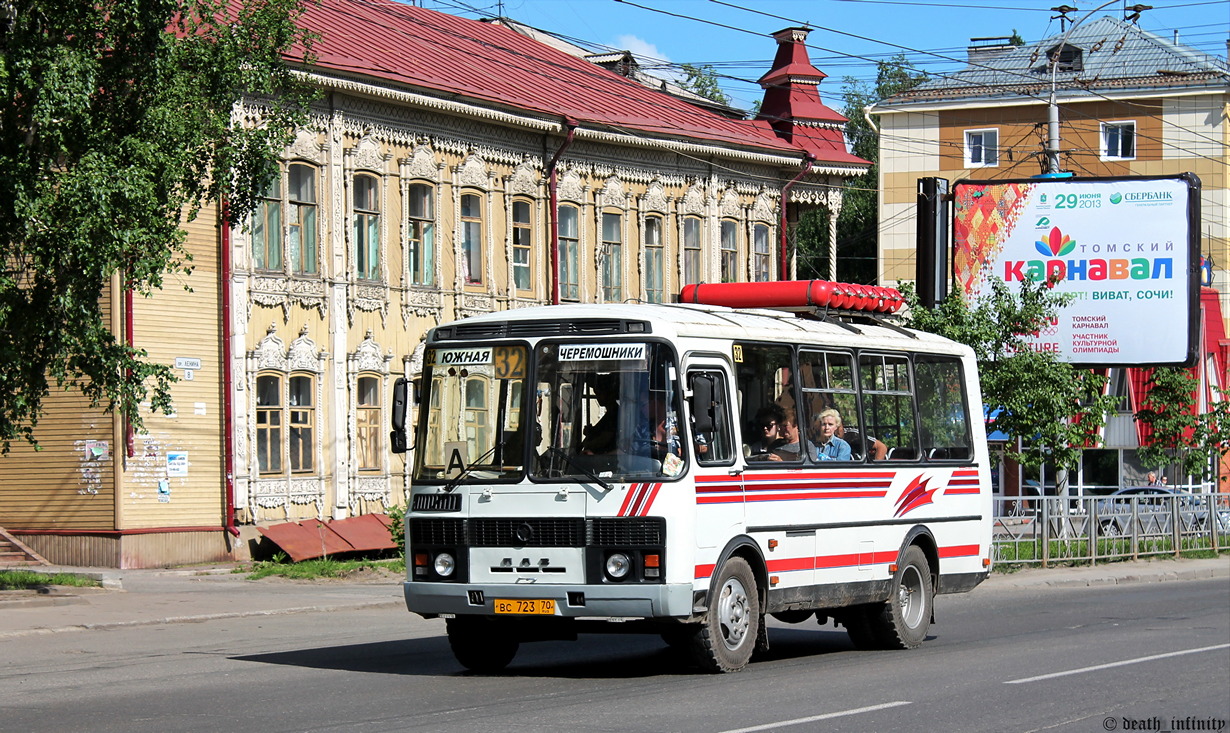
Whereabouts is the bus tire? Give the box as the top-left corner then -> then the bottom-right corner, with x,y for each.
446,616 -> 519,673
854,545 -> 933,650
841,609 -> 880,650
690,556 -> 759,673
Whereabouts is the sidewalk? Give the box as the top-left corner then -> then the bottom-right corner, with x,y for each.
2,556 -> 1226,640
0,565 -> 405,640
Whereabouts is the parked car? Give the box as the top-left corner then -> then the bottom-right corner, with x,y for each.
1094,487 -> 1210,536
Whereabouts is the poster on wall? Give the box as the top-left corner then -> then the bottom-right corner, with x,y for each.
952,174 -> 1200,367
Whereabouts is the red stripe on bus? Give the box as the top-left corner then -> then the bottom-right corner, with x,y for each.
638,483 -> 663,516
617,484 -> 642,517
938,544 -> 980,558
697,544 -> 983,579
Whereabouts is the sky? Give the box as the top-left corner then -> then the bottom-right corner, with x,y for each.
415,0 -> 1230,113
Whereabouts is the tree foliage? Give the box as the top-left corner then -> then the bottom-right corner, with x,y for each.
0,0 -> 316,451
678,63 -> 730,106
796,55 -> 925,284
1135,368 -> 1230,483
901,277 -> 1120,470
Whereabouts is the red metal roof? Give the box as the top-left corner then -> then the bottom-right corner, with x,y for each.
292,0 -> 864,165
258,514 -> 397,562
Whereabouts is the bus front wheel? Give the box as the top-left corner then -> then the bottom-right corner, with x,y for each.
446,616 -> 519,673
690,556 -> 760,673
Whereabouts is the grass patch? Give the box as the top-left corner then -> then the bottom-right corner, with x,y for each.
993,540 -> 1229,569
0,570 -> 102,590
245,555 -> 405,580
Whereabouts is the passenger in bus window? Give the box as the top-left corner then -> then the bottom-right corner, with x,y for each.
772,411 -> 818,461
746,404 -> 785,460
814,409 -> 852,461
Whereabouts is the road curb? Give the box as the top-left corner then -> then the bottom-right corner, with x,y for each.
988,560 -> 1229,589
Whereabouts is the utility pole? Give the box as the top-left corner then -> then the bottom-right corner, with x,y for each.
1045,0 -> 1119,174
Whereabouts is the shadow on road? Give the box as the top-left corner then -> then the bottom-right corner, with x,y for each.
231,625 -> 858,678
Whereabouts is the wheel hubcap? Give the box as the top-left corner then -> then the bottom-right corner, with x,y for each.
717,576 -> 750,649
898,565 -> 924,629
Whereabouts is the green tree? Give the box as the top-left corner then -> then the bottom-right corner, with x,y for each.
0,0 -> 316,451
901,278 -> 1119,471
796,55 -> 925,284
678,63 -> 730,106
1135,368 -> 1230,483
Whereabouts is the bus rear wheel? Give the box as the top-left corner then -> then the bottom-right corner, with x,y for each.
446,616 -> 519,673
689,556 -> 759,673
843,545 -> 933,650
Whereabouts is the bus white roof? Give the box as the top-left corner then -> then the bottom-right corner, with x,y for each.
430,302 -> 973,358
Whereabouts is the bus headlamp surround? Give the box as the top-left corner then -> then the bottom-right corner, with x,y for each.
433,552 -> 456,577
605,552 -> 632,580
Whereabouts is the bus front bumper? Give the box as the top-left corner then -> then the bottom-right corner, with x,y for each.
404,581 -> 696,619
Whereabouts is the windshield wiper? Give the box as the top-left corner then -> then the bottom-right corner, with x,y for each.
546,446 -> 612,491
442,441 -> 503,493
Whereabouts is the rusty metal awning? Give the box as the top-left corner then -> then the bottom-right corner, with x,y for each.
257,514 -> 397,562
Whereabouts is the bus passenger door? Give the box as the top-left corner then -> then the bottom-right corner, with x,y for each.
686,362 -> 742,550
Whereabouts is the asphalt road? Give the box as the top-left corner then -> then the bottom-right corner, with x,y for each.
2,578 -> 1227,733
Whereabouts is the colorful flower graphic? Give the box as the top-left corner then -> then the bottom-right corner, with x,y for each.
1035,226 -> 1075,258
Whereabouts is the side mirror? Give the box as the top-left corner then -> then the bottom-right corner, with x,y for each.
390,377 -> 409,454
691,374 -> 716,434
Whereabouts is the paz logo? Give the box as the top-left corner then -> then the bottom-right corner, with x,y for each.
1036,216 -> 1051,227
1035,226 -> 1076,258
1109,192 -> 1123,204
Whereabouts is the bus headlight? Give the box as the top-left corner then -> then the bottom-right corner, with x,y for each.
605,552 -> 631,580
434,552 -> 456,578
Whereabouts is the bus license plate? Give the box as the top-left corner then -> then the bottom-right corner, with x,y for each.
493,598 -> 555,615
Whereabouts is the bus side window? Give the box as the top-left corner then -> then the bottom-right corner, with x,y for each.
688,370 -> 733,464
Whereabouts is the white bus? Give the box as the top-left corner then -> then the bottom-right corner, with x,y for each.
391,281 -> 992,673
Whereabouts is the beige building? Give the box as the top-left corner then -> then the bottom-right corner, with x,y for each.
0,4 -> 866,566
870,17 -> 1227,309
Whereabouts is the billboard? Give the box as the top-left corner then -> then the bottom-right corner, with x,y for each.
952,174 -> 1200,367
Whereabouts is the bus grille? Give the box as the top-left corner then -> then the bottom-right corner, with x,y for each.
409,518 -> 466,546
590,517 -> 665,546
408,517 -> 666,548
470,518 -> 586,547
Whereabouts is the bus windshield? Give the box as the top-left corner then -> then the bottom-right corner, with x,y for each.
532,340 -> 684,482
414,344 -> 529,483
413,340 -> 685,484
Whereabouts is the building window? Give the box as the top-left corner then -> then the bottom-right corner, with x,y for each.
256,374 -> 283,475
964,129 -> 998,167
356,374 -> 382,471
288,163 -> 318,275
559,204 -> 580,301
1102,121 -> 1135,160
601,212 -> 622,302
288,374 -> 315,473
644,215 -> 665,303
407,182 -> 435,287
353,173 -> 380,281
461,193 -> 483,285
720,219 -> 739,282
512,199 -> 533,291
251,176 -> 282,272
683,216 -> 702,285
753,223 -> 771,281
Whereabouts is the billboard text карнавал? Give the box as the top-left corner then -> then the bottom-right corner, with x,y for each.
952,175 -> 1199,367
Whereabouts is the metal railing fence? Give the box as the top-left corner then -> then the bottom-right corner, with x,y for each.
993,493 -> 1230,567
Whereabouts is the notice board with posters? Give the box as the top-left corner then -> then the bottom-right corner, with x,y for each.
951,174 -> 1200,367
